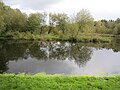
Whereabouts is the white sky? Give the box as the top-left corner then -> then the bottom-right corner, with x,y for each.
3,0 -> 120,20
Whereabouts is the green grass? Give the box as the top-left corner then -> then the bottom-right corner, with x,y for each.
60,33 -> 114,43
1,32 -> 119,43
0,73 -> 120,90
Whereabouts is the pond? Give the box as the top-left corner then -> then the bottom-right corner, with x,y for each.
0,39 -> 120,75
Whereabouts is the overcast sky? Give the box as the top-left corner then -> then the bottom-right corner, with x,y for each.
3,0 -> 120,20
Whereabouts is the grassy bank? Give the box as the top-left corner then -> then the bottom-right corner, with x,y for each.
0,73 -> 120,90
61,33 -> 114,43
0,32 -> 117,43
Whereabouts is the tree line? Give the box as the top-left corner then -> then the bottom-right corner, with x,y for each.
0,1 -> 120,38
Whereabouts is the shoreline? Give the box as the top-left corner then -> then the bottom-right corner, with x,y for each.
0,33 -> 118,43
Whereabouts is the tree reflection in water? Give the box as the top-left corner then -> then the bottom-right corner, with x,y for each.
0,39 -> 120,74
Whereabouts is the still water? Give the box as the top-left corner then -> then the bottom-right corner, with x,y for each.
0,40 -> 120,75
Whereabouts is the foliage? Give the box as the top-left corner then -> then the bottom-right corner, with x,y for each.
26,13 -> 44,33
0,1 -> 120,42
75,9 -> 94,34
115,23 -> 120,35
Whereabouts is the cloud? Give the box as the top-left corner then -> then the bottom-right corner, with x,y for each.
3,0 -> 120,20
3,0 -> 64,10
23,0 -> 64,10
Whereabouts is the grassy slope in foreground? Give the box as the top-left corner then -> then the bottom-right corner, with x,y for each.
0,74 -> 120,90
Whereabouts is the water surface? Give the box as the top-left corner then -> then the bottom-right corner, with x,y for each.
0,40 -> 120,75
